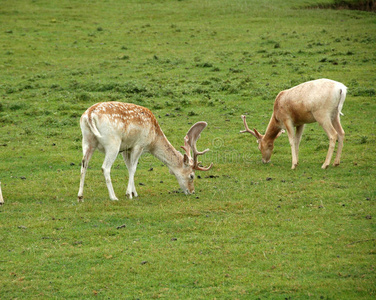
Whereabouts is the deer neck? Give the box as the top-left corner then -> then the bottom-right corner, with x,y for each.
151,133 -> 183,169
264,114 -> 281,142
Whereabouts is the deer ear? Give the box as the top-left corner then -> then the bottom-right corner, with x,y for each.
183,154 -> 190,166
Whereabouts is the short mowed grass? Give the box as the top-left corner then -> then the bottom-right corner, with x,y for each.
1,0 -> 375,298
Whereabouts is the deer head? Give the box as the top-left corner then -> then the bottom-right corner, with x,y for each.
240,115 -> 284,163
173,121 -> 213,194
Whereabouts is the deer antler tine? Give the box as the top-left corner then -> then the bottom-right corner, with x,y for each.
195,162 -> 213,171
192,146 -> 212,171
181,135 -> 192,157
195,148 -> 210,156
240,115 -> 253,133
240,115 -> 262,139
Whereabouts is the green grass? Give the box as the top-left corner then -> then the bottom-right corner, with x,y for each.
1,0 -> 375,298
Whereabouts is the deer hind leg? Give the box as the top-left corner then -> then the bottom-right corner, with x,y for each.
102,144 -> 121,201
78,138 -> 97,202
332,114 -> 345,166
317,117 -> 338,169
122,146 -> 143,199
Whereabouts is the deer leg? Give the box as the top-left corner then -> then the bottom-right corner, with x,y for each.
295,125 -> 305,164
122,146 -> 143,199
102,145 -> 121,201
317,118 -> 338,169
284,122 -> 298,169
78,141 -> 96,202
0,182 -> 4,205
332,114 -> 345,166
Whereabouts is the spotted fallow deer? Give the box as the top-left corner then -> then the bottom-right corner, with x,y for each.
78,102 -> 213,201
240,78 -> 347,169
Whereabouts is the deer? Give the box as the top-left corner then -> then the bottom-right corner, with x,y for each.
77,102 -> 213,201
240,78 -> 347,169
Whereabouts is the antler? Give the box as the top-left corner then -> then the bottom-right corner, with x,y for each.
240,115 -> 262,140
181,135 -> 191,157
193,148 -> 213,171
184,122 -> 213,171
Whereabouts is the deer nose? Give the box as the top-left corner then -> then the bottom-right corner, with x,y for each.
185,189 -> 195,195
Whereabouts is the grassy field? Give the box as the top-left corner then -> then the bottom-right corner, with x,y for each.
1,0 -> 375,298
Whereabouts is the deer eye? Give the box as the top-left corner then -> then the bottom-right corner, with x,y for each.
189,174 -> 195,180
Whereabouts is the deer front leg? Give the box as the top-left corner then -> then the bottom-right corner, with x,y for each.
295,125 -> 305,160
284,122 -> 298,169
122,147 -> 143,199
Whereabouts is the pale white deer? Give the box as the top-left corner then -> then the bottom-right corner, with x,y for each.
78,102 -> 213,201
240,78 -> 347,169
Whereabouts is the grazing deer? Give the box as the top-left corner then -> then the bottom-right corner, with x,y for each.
0,182 -> 3,205
240,78 -> 347,169
78,102 -> 213,201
